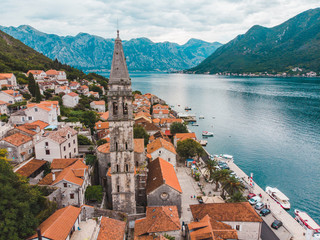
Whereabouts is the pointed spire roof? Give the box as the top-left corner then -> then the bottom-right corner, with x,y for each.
109,30 -> 130,81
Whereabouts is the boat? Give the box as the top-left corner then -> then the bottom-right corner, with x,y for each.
199,115 -> 205,119
185,106 -> 192,110
191,123 -> 199,126
221,154 -> 233,160
202,131 -> 213,137
199,140 -> 208,146
265,186 -> 291,210
294,209 -> 320,233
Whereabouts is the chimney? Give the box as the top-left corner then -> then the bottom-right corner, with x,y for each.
52,172 -> 56,181
37,228 -> 42,240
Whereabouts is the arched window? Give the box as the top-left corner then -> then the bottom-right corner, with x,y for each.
123,102 -> 128,115
113,102 -> 118,115
115,142 -> 118,151
126,164 -> 129,172
117,185 -> 120,192
125,142 -> 128,150
116,165 -> 119,172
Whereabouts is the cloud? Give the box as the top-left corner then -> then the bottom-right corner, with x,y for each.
0,0 -> 319,44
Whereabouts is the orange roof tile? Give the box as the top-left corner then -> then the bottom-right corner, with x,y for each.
135,111 -> 151,119
44,126 -> 77,144
134,139 -> 144,153
146,157 -> 182,194
99,111 -> 109,120
2,132 -> 32,146
97,143 -> 110,153
27,70 -> 44,75
149,131 -> 171,143
38,172 -> 60,185
28,206 -> 81,240
134,206 -> 180,238
152,118 -> 160,124
16,159 -> 47,178
0,73 -> 14,79
51,158 -> 80,169
174,132 -> 197,142
67,92 -> 78,97
147,138 -> 176,154
29,120 -> 49,130
15,124 -> 39,136
190,202 -> 263,223
0,100 -> 8,105
2,90 -> 21,97
153,104 -> 169,109
95,121 -> 109,130
46,69 -> 59,75
153,109 -> 169,114
97,217 -> 126,240
160,118 -> 182,124
81,85 -> 89,89
92,100 -> 105,105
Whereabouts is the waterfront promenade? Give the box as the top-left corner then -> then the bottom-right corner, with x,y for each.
223,158 -> 306,240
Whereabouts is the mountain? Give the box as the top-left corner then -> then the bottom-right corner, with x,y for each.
0,25 -> 222,72
189,8 -> 320,74
0,29 -> 107,83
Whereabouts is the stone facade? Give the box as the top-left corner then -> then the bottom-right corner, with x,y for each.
106,30 -> 136,214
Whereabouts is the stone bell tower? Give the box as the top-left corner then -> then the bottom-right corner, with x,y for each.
107,30 -> 136,214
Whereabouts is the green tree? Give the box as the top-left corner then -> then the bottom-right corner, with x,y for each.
211,169 -> 231,191
222,176 -> 244,198
27,73 -> 36,97
89,85 -> 102,95
78,135 -> 93,145
176,138 -> 203,159
35,83 -> 42,102
97,139 -> 107,146
85,154 -> 97,166
0,150 -> 56,239
227,191 -> 247,203
85,185 -> 103,202
170,122 -> 188,135
206,159 -> 218,180
133,125 -> 150,146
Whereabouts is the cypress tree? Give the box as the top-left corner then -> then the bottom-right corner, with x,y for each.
27,73 -> 36,97
35,83 -> 42,102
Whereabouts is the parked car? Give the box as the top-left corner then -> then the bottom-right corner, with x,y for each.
248,196 -> 261,205
198,198 -> 204,204
271,220 -> 283,229
247,193 -> 256,199
260,208 -> 271,216
255,202 -> 265,210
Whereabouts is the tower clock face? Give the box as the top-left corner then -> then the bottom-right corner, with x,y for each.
160,192 -> 169,200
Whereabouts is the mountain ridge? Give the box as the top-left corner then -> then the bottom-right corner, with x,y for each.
0,25 -> 222,72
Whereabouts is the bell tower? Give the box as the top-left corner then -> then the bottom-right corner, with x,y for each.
107,30 -> 136,214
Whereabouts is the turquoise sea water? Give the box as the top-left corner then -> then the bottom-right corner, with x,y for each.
103,72 -> 320,223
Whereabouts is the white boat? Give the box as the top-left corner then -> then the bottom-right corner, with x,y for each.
191,123 -> 199,126
295,209 -> 320,233
199,115 -> 205,119
221,154 -> 233,160
266,186 -> 291,210
202,131 -> 213,137
185,106 -> 192,110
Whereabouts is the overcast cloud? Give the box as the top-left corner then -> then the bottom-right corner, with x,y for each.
0,0 -> 319,44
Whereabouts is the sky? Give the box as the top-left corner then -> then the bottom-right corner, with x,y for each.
1,0 -> 319,44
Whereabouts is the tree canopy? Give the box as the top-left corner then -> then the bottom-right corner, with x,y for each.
78,134 -> 93,145
0,150 -> 55,239
85,185 -> 103,202
134,125 -> 150,146
170,122 -> 188,135
176,138 -> 204,159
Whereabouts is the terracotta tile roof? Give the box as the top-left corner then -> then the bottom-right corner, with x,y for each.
149,131 -> 171,143
97,216 -> 126,240
46,69 -> 59,75
2,90 -> 21,97
99,111 -> 109,120
69,81 -> 79,86
147,138 -> 176,154
27,103 -> 52,112
134,139 -> 144,153
38,172 -> 60,185
152,118 -> 160,124
2,132 -> 32,146
51,158 -> 80,169
44,126 -> 77,144
188,214 -> 238,240
153,109 -> 169,114
81,85 -> 89,89
134,206 -> 180,238
139,122 -> 161,132
95,121 -> 109,130
15,124 -> 39,136
97,143 -> 110,153
153,104 -> 169,109
29,120 -> 49,130
0,73 -> 14,79
135,111 -> 151,119
67,92 -> 78,97
135,117 -> 152,125
174,132 -> 197,142
28,206 -> 81,240
92,100 -> 105,105
15,159 -> 47,178
190,202 -> 263,223
146,157 -> 182,194
27,70 -> 44,75
160,118 -> 182,124
0,100 -> 8,105
143,93 -> 153,99
52,159 -> 88,186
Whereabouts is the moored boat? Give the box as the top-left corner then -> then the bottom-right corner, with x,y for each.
199,115 -> 204,119
185,106 -> 192,110
202,131 -> 213,137
294,209 -> 320,233
266,186 -> 290,210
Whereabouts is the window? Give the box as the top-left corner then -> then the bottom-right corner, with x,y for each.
117,185 -> 120,192
113,102 -> 118,115
73,139 -> 75,144
116,165 -> 119,172
168,158 -> 171,162
69,153 -> 71,158
236,225 -> 241,231
74,148 -> 76,153
115,142 -> 118,151
46,150 -> 50,155
123,103 -> 128,115
64,155 -> 67,159
35,108 -> 38,112
64,183 -> 67,187
125,142 -> 128,150
45,142 -> 49,147
28,149 -> 32,154
68,143 -> 71,148
126,164 -> 129,172
70,193 -> 74,199
28,116 -> 33,120
64,146 -> 66,151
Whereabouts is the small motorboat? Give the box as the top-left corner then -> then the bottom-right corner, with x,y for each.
185,106 -> 192,110
202,131 -> 213,137
191,123 -> 199,126
199,115 -> 205,119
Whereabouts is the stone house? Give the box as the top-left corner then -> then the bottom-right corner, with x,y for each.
173,132 -> 197,147
97,142 -> 110,187
35,126 -> 78,162
90,100 -> 106,112
139,122 -> 161,136
15,159 -> 47,184
62,92 -> 79,108
134,138 -> 145,167
134,206 -> 181,240
159,118 -> 183,131
55,85 -> 71,95
27,70 -> 46,81
187,214 -> 238,240
46,69 -> 67,80
95,121 -> 109,140
0,73 -> 17,88
69,81 -> 80,90
78,85 -> 89,96
190,202 -> 263,240
0,132 -> 33,163
146,157 -> 182,214
89,91 -> 99,98
0,90 -> 22,103
25,102 -> 59,125
147,138 -> 177,168
0,100 -> 8,115
38,82 -> 55,93
149,131 -> 171,143
28,205 -> 81,240
153,104 -> 169,111
38,158 -> 90,207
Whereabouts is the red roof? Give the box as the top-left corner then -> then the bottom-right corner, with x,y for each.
67,92 -> 78,97
97,217 -> 126,240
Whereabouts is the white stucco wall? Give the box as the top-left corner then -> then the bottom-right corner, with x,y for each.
150,147 -> 176,168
